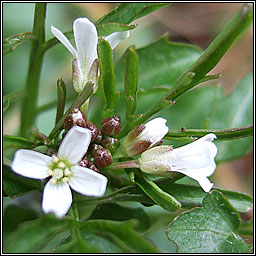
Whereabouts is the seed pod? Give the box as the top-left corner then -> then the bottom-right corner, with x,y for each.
64,108 -> 87,131
93,147 -> 113,169
101,115 -> 121,136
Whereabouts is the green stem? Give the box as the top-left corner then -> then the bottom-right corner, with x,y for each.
118,4 -> 253,138
105,160 -> 139,170
165,125 -> 253,141
20,3 -> 47,137
48,82 -> 94,139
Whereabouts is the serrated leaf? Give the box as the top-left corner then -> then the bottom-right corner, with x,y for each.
77,219 -> 160,253
97,3 -> 171,25
3,214 -> 70,253
3,164 -> 42,198
3,135 -> 34,149
97,22 -> 136,37
167,190 -> 251,253
97,38 -> 119,115
88,203 -> 150,231
209,72 -> 253,162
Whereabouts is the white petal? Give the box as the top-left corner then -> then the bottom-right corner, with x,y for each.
73,18 -> 98,79
170,141 -> 217,170
69,166 -> 108,197
42,181 -> 72,217
58,126 -> 91,165
11,149 -> 52,179
178,168 -> 214,192
105,31 -> 130,49
51,26 -> 77,58
140,117 -> 169,145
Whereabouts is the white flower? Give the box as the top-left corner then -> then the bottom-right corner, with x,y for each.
51,17 -> 129,92
11,126 -> 108,217
122,118 -> 169,157
138,133 -> 218,192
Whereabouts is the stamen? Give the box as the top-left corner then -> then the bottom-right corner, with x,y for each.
48,170 -> 53,176
64,168 -> 72,176
62,177 -> 69,183
57,161 -> 66,168
50,177 -> 57,184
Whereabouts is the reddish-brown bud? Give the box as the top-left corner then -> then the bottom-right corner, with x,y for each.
87,161 -> 100,173
93,147 -> 113,169
101,137 -> 120,153
87,121 -> 100,142
101,116 -> 121,136
129,140 -> 152,156
79,158 -> 89,168
64,108 -> 87,131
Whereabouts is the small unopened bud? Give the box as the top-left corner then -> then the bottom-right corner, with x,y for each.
122,118 -> 168,157
64,108 -> 87,131
101,116 -> 121,136
87,121 -> 100,142
101,137 -> 120,154
88,161 -> 100,173
79,158 -> 89,168
93,147 -> 113,169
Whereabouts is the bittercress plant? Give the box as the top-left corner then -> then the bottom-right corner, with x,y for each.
3,3 -> 253,254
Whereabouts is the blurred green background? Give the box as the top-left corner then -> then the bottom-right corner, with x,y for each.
3,3 -> 253,250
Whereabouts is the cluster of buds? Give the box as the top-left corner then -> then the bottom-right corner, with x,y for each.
64,110 -> 122,171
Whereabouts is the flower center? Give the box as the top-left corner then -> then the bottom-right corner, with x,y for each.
49,156 -> 72,184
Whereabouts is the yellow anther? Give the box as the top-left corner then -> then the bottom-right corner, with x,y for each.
50,177 -> 57,184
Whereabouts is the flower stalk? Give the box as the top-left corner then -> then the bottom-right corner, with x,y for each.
20,3 -> 47,137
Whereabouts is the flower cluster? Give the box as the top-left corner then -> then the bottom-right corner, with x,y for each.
11,17 -> 218,219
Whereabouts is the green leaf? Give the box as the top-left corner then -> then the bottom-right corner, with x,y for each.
3,164 -> 42,198
124,46 -> 138,117
3,214 -> 70,253
96,3 -> 171,25
77,219 -> 160,253
209,72 -> 253,162
134,171 -> 181,212
88,203 -> 150,231
97,38 -> 119,116
156,182 -> 253,213
167,190 -> 251,253
97,22 -> 136,37
115,36 -> 201,91
76,179 -> 252,214
3,205 -> 39,234
3,32 -> 35,55
3,135 -> 34,149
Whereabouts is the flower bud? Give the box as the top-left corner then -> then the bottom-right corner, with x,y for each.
87,161 -> 100,173
101,116 -> 121,136
64,108 -> 87,131
101,137 -> 120,154
87,121 -> 100,142
93,147 -> 113,169
122,118 -> 169,157
79,158 -> 89,168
